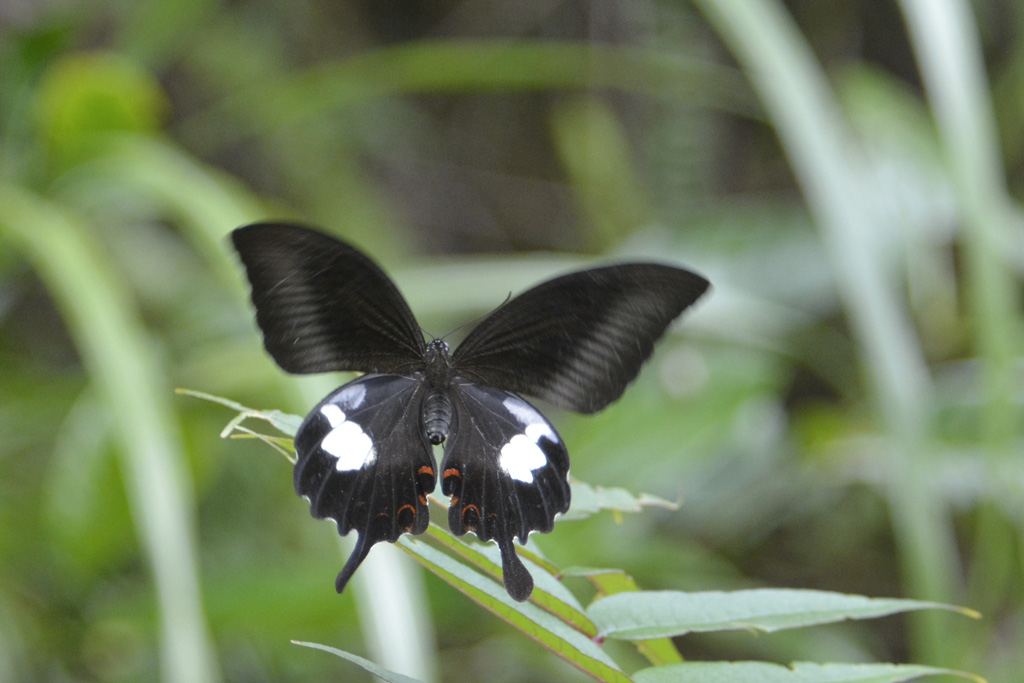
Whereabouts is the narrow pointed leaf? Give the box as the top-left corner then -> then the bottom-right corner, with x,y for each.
0,185 -> 220,683
632,661 -> 982,683
563,481 -> 678,521
398,536 -> 629,683
579,568 -> 682,666
176,387 -> 303,435
421,524 -> 597,637
588,589 -> 974,640
291,642 -> 423,683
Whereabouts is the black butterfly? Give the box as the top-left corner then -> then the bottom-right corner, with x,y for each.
231,222 -> 709,601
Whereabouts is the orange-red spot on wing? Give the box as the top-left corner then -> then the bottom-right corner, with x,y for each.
443,468 -> 461,479
397,504 -> 417,532
462,504 -> 480,518
418,494 -> 428,505
418,465 -> 435,477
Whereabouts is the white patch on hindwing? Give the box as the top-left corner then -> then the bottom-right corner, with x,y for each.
499,435 -> 549,483
319,401 -> 376,471
498,395 -> 556,483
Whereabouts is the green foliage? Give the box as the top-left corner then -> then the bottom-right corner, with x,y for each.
631,662 -> 983,683
35,51 -> 167,166
193,394 -> 973,682
1,1 -> 1020,681
291,642 -> 423,683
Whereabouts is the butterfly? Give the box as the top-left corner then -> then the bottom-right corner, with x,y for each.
231,222 -> 709,601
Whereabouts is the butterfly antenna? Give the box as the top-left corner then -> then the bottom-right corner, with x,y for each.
438,292 -> 513,341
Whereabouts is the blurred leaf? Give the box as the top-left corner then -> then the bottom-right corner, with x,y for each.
632,661 -> 982,683
587,589 -> 974,640
176,387 -> 302,436
570,567 -> 683,666
121,0 -> 215,65
563,481 -> 678,522
34,52 -> 166,166
838,64 -> 944,168
206,41 -> 755,139
43,391 -> 135,575
0,183 -> 219,683
290,641 -> 423,683
693,0 -> 963,664
551,97 -> 651,250
399,536 -> 630,683
419,523 -> 595,638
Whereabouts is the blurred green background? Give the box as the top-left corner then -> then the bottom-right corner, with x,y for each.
1,1 -> 1022,681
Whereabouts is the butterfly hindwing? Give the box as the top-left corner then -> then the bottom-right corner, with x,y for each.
231,223 -> 426,375
293,374 -> 437,593
441,380 -> 571,601
453,264 -> 709,414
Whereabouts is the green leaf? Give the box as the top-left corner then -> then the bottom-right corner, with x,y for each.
632,661 -> 983,683
398,536 -> 630,683
176,387 -> 303,436
559,567 -> 626,578
561,567 -> 683,667
0,183 -> 218,682
691,0 -> 963,662
262,409 -> 303,436
35,52 -> 167,166
291,641 -> 423,683
562,480 -> 678,521
42,391 -> 133,573
420,524 -> 597,638
588,589 -> 974,640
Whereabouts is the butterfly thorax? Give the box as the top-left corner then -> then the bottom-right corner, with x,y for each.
423,339 -> 454,387
422,339 -> 454,445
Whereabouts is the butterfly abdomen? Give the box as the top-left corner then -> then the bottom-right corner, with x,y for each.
422,388 -> 452,445
422,339 -> 455,445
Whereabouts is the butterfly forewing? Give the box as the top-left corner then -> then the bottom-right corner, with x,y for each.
294,374 -> 437,593
453,264 -> 709,414
441,381 -> 571,601
232,223 -> 426,375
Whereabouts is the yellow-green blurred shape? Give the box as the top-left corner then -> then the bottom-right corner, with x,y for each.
35,52 -> 167,167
